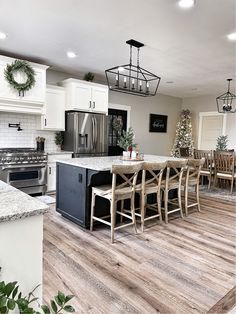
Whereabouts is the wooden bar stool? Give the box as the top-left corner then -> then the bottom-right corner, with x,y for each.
183,158 -> 205,216
135,161 -> 167,232
90,163 -> 142,243
161,160 -> 188,223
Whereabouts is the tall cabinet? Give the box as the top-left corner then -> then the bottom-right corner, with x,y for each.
60,78 -> 108,114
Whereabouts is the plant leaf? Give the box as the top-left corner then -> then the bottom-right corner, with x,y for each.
50,300 -> 57,313
63,305 -> 75,313
3,282 -> 17,297
7,299 -> 15,310
0,306 -> 8,314
58,291 -> 65,304
12,286 -> 18,299
41,304 -> 50,314
54,296 -> 63,307
65,295 -> 74,303
0,297 -> 7,308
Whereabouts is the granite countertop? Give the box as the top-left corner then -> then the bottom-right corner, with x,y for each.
0,181 -> 48,223
46,151 -> 73,155
56,155 -> 182,171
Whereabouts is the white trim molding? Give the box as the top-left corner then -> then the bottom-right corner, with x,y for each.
198,111 -> 227,149
108,103 -> 131,130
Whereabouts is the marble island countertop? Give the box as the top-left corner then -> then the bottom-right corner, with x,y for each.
0,181 -> 48,223
56,155 -> 181,171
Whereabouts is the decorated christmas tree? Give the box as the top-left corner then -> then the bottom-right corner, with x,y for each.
171,109 -> 194,157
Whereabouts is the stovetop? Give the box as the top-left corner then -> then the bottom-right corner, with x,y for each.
0,148 -> 47,165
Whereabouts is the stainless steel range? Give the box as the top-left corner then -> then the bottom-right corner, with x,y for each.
0,148 -> 47,195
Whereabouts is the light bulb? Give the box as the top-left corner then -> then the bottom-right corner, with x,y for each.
178,0 -> 195,8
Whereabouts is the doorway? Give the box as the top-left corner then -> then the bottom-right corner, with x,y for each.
198,112 -> 226,149
108,108 -> 127,156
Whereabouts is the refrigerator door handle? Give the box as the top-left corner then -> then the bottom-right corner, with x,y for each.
94,117 -> 98,149
91,116 -> 95,149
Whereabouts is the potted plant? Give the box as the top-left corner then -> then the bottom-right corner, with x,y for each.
216,135 -> 228,151
117,127 -> 136,158
54,132 -> 64,151
0,279 -> 75,313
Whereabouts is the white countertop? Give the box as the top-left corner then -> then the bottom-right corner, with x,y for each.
46,151 -> 73,155
56,155 -> 181,171
0,181 -> 48,223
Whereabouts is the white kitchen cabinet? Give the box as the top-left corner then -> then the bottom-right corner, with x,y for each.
42,85 -> 65,131
61,78 -> 108,114
0,55 -> 48,114
47,153 -> 72,191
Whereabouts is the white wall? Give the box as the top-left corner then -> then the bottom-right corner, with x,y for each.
182,95 -> 236,150
0,112 -> 58,151
47,69 -> 182,156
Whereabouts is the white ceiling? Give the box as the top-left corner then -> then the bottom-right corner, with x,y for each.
0,0 -> 235,98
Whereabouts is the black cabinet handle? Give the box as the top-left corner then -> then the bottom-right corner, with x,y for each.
45,118 -> 47,126
93,101 -> 95,109
78,173 -> 83,182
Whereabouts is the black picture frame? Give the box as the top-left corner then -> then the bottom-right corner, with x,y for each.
149,114 -> 168,133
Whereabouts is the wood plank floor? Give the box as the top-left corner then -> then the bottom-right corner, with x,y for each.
43,194 -> 236,313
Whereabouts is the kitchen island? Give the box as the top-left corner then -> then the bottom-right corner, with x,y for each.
56,155 -> 179,228
0,181 -> 48,304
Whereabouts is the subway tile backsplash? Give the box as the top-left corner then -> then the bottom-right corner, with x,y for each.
0,112 -> 58,151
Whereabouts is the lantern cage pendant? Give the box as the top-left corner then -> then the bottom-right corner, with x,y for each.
216,79 -> 236,113
105,39 -> 161,97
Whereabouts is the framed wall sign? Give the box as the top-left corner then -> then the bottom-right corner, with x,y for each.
149,114 -> 168,133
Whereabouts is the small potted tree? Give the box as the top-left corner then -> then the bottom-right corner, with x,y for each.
117,127 -> 136,158
54,132 -> 64,151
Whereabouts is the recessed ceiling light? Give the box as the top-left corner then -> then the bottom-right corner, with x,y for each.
0,32 -> 7,40
227,32 -> 236,41
67,51 -> 77,58
178,0 -> 195,8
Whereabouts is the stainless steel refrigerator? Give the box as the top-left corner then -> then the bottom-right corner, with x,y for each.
63,111 -> 108,157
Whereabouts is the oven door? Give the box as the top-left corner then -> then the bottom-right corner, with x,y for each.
0,164 -> 47,193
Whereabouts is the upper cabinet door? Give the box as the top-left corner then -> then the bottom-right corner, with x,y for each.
61,79 -> 108,114
42,86 -> 65,131
91,85 -> 108,114
73,83 -> 92,110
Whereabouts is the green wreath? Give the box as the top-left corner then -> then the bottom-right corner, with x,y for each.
4,60 -> 36,96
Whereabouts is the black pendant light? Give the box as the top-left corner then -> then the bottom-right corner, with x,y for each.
216,79 -> 236,113
105,39 -> 161,97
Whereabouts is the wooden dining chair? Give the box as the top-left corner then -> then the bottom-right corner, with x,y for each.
183,158 -> 205,216
90,163 -> 142,243
161,159 -> 188,223
134,161 -> 167,232
213,151 -> 236,193
194,149 -> 213,189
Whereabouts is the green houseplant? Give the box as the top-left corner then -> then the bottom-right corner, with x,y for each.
54,132 -> 64,150
0,280 -> 75,314
117,127 -> 136,154
216,135 -> 228,151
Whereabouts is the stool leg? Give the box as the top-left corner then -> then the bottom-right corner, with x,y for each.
120,200 -> 124,222
196,182 -> 201,212
90,191 -> 96,231
178,187 -> 184,219
157,190 -> 162,223
164,190 -> 168,224
140,193 -> 145,232
184,185 -> 188,217
110,199 -> 116,244
131,195 -> 137,234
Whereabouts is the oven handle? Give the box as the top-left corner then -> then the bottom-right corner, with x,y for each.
1,164 -> 47,171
